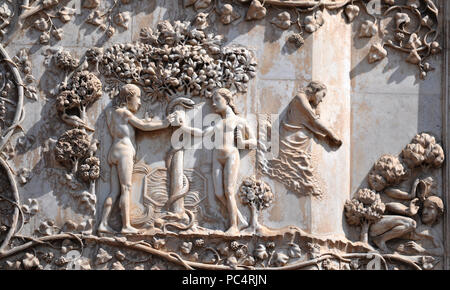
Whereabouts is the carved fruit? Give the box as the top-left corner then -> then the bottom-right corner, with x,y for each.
220,4 -> 240,25
359,20 -> 377,38
271,12 -> 291,30
288,33 -> 305,49
406,50 -> 421,65
368,43 -> 387,64
246,0 -> 266,21
345,4 -> 360,23
430,41 -> 441,55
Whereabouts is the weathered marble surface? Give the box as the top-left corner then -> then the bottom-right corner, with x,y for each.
0,0 -> 447,270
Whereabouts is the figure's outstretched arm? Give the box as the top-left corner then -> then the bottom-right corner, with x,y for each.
177,114 -> 214,137
385,199 -> 419,217
180,124 -> 214,137
294,94 -> 342,147
127,112 -> 171,131
385,178 -> 420,200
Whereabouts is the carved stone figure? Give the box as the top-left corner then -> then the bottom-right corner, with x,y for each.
179,88 -> 256,235
370,177 -> 444,253
98,84 -> 177,234
259,81 -> 342,197
0,0 -> 447,271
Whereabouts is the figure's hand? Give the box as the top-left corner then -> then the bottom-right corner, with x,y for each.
407,198 -> 420,216
144,111 -> 152,122
167,112 -> 178,126
405,241 -> 426,253
168,111 -> 185,127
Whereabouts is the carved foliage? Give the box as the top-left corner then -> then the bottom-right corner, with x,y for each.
90,19 -> 257,101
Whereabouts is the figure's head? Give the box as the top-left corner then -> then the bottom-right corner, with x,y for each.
421,196 -> 444,225
304,81 -> 327,107
119,84 -> 141,113
212,88 -> 238,114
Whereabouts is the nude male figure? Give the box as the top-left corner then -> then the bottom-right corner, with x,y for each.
98,84 -> 177,234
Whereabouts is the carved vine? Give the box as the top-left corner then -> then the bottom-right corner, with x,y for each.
185,0 -> 442,79
0,224 -> 430,270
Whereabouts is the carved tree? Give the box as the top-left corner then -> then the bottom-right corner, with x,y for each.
345,188 -> 385,243
88,19 -> 257,101
239,176 -> 274,234
55,129 -> 90,175
57,70 -> 102,121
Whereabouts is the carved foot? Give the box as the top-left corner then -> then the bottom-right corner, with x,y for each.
241,226 -> 255,235
254,224 -> 277,236
98,223 -> 115,234
121,226 -> 139,234
224,226 -> 240,236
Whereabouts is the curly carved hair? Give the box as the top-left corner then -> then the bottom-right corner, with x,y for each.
214,88 -> 239,115
114,84 -> 141,108
300,81 -> 327,97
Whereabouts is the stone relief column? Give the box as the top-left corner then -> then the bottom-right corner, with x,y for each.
310,8 -> 351,237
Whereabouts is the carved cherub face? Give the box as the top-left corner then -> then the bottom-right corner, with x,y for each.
212,92 -> 228,113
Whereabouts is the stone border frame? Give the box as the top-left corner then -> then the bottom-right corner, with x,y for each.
442,0 -> 450,271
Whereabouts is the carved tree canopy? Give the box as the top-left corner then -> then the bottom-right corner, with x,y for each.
401,133 -> 444,168
368,154 -> 408,192
55,129 -> 91,174
88,19 -> 257,102
239,176 -> 274,211
345,188 -> 386,226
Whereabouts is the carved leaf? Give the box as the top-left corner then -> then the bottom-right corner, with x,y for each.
367,43 -> 387,64
254,244 -> 268,260
345,4 -> 360,23
246,0 -> 266,21
359,20 -> 378,38
95,248 -> 112,265
287,243 -> 302,258
274,252 -> 289,267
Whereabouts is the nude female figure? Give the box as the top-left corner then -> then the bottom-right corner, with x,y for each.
98,84 -> 177,234
179,88 -> 256,235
